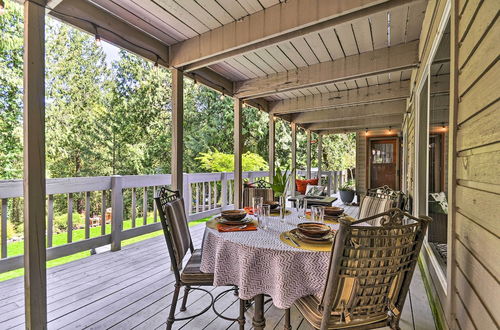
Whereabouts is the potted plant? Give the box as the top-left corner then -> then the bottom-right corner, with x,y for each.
339,180 -> 356,204
270,166 -> 294,219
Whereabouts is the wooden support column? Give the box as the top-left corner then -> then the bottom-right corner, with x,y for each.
233,98 -> 243,208
268,114 -> 275,183
171,68 -> 184,193
23,1 -> 47,327
291,123 -> 297,196
317,134 -> 323,180
306,130 -> 312,179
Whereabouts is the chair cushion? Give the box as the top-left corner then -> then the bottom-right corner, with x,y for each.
295,295 -> 388,329
359,196 -> 393,225
181,249 -> 214,285
166,198 -> 192,269
296,178 -> 319,194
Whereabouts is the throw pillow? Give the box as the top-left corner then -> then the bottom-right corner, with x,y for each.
296,178 -> 319,194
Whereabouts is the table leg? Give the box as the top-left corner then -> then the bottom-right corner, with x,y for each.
252,294 -> 266,330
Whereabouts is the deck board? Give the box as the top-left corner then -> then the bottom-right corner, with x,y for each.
0,201 -> 435,329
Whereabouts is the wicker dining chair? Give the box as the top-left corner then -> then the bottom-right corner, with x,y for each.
359,186 -> 407,225
154,187 -> 246,330
284,208 -> 431,330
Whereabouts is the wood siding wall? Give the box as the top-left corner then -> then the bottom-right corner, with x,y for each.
402,0 -> 500,328
453,0 -> 499,328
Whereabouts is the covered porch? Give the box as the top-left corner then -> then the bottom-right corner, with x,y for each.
7,0 -> 499,329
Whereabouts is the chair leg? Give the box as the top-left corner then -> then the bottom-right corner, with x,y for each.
167,283 -> 181,330
180,285 -> 190,312
284,308 -> 292,330
238,299 -> 246,330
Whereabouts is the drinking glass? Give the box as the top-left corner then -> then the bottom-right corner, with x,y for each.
260,204 -> 270,230
311,205 -> 325,223
279,196 -> 287,223
252,196 -> 264,224
297,198 -> 307,220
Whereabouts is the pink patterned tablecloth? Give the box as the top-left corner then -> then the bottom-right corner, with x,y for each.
200,210 -> 338,309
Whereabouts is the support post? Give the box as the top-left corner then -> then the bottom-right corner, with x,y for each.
171,68 -> 184,193
23,1 -> 47,327
221,173 -> 228,209
317,134 -> 323,182
111,175 -> 124,251
182,173 -> 190,215
234,98 -> 243,208
291,123 -> 297,197
268,114 -> 275,183
306,130 -> 312,179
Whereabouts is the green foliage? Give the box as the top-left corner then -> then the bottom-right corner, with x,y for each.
196,150 -> 268,173
339,180 -> 355,191
53,213 -> 85,232
270,166 -> 294,197
0,2 -> 23,179
322,133 -> 356,171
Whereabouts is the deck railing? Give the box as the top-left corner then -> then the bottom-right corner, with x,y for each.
0,169 -> 348,273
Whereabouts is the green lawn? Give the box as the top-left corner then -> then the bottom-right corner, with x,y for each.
0,214 -> 211,282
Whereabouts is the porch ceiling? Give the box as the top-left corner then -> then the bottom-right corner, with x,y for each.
41,0 -> 429,134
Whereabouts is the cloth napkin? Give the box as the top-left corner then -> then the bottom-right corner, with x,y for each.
243,207 -> 256,215
217,223 -> 258,232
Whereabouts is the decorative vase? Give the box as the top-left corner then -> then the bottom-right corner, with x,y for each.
339,190 -> 355,204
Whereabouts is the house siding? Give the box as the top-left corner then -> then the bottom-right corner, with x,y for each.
403,0 -> 500,328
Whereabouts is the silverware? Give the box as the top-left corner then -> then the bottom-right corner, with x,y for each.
236,225 -> 247,229
284,233 -> 300,247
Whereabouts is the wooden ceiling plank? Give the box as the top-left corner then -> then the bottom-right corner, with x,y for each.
305,33 -> 332,62
277,42 -> 308,67
369,11 -> 389,49
406,0 -> 427,41
234,41 -> 419,99
89,0 -> 179,44
292,100 -> 406,124
216,0 -> 249,20
345,80 -> 358,89
270,80 -> 410,114
306,114 -> 404,130
377,73 -> 390,84
253,48 -> 287,72
225,58 -> 257,78
265,45 -> 297,70
209,63 -> 246,81
290,38 -> 319,66
319,28 -> 345,60
351,18 -> 374,53
335,24 -> 358,56
389,5 -> 409,45
50,0 -> 169,66
176,0 -> 223,29
234,55 -> 268,76
129,0 -> 198,39
171,0 -> 421,69
243,52 -> 277,74
355,78 -> 368,88
196,0 -> 235,24
237,0 -> 263,14
366,75 -> 379,85
259,0 -> 280,8
154,0 -> 210,34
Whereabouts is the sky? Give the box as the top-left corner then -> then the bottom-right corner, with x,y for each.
101,40 -> 121,66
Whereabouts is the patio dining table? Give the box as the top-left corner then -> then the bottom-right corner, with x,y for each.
200,210 -> 341,329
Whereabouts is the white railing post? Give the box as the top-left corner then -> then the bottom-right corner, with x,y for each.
334,171 -> 339,193
182,173 -> 190,215
327,172 -> 332,196
221,172 -> 228,209
111,175 -> 124,252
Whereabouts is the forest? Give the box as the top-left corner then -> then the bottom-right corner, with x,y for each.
0,3 -> 355,239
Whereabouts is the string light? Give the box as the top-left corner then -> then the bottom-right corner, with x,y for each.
220,93 -> 225,100
95,34 -> 101,46
365,128 -> 369,136
153,56 -> 159,70
0,0 -> 5,15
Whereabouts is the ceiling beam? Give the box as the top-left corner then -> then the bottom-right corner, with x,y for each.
171,0 -> 421,70
234,41 -> 419,99
305,114 -> 404,131
270,81 -> 410,114
49,0 -> 169,67
291,99 -> 406,124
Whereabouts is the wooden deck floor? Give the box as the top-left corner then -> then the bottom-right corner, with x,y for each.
0,197 -> 436,330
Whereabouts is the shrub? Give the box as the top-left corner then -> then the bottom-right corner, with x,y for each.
53,213 -> 85,232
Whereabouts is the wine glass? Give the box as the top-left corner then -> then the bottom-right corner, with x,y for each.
311,205 -> 325,223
